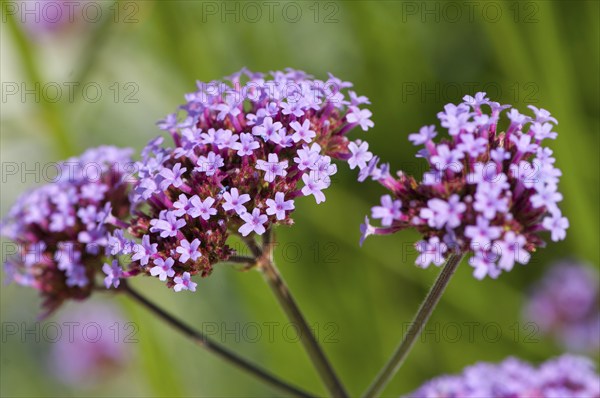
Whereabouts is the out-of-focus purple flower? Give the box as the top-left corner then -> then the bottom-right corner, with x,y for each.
360,94 -> 567,279
525,261 -> 600,353
47,301 -> 131,387
102,260 -> 123,289
1,146 -> 133,314
371,195 -> 402,227
406,354 -> 600,398
114,69 -> 374,292
18,0 -> 94,37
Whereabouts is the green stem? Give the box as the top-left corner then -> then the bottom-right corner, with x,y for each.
362,253 -> 464,398
121,282 -> 314,398
255,231 -> 349,398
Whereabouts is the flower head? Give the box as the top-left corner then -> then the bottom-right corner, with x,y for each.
407,355 -> 600,398
114,69 -> 374,291
524,261 -> 599,353
1,146 -> 133,314
360,94 -> 567,279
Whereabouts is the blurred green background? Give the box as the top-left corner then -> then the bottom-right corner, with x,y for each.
1,1 -> 598,396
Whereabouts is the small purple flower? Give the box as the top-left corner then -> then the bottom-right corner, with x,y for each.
430,144 -> 464,171
65,264 -> 88,288
256,153 -> 288,183
465,216 -> 502,250
531,182 -> 563,211
195,197 -> 217,220
150,257 -> 175,281
158,163 -> 187,190
530,122 -> 557,141
175,239 -> 202,263
102,260 -> 123,289
415,237 -> 448,268
107,229 -> 131,256
265,192 -> 295,220
252,117 -> 283,141
131,235 -> 158,266
221,188 -> 251,215
301,173 -> 328,204
456,133 -> 488,157
408,125 -> 437,146
172,194 -> 194,217
496,231 -> 530,271
150,211 -> 186,238
510,133 -> 538,155
213,129 -> 239,149
232,132 -> 260,156
238,208 -> 268,236
462,92 -> 489,108
347,140 -> 373,170
473,183 -> 509,220
290,119 -> 316,143
346,107 -> 374,131
195,152 -> 224,176
528,105 -> 558,124
371,195 -> 402,227
81,183 -> 108,201
542,210 -> 569,241
294,143 -> 321,170
173,272 -> 197,292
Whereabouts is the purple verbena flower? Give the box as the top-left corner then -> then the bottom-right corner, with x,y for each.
150,257 -> 175,281
109,69 -> 374,291
407,355 -> 600,398
524,261 -> 599,353
359,94 -> 567,279
265,192 -> 295,221
1,146 -> 133,314
239,208 -> 268,236
173,272 -> 197,292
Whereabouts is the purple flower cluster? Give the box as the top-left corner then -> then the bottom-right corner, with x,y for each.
407,354 -> 600,398
360,93 -> 568,279
525,261 -> 600,353
1,146 -> 133,314
108,68 -> 374,291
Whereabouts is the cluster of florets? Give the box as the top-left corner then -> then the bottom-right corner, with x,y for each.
0,146 -> 133,314
525,261 -> 600,353
407,355 -> 600,398
106,68 -> 375,292
360,93 -> 568,279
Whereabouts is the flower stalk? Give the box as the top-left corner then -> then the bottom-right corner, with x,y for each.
120,281 -> 314,398
254,230 -> 349,398
362,253 -> 464,398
